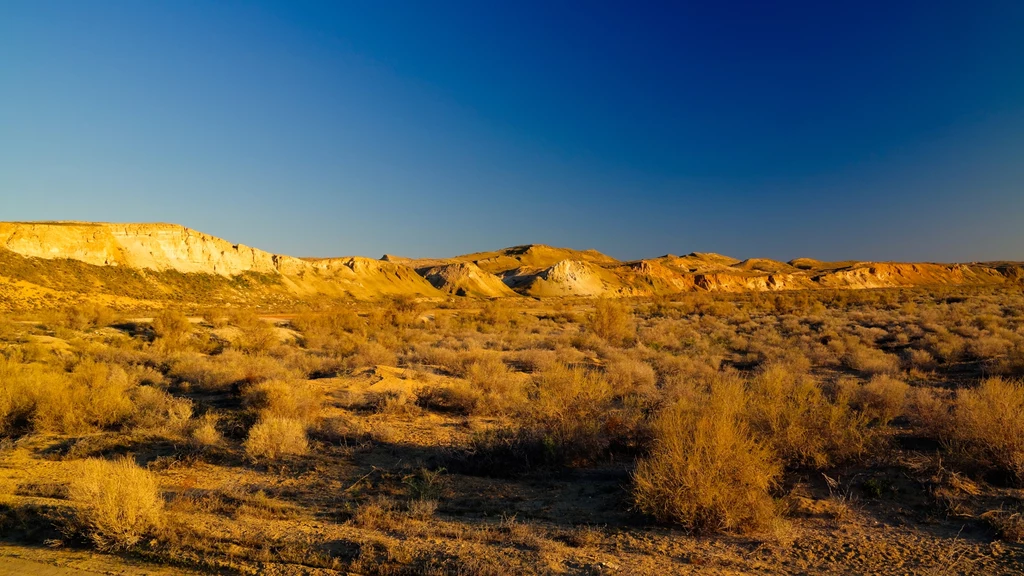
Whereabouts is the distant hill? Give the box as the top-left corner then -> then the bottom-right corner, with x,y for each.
0,221 -> 1020,310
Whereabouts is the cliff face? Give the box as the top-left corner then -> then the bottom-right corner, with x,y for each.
0,222 -> 288,275
0,222 -> 443,304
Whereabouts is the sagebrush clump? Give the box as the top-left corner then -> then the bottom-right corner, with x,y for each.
633,380 -> 780,534
66,457 -> 164,550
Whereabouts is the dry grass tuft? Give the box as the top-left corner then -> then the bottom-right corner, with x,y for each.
66,457 -> 164,550
242,379 -> 323,424
633,379 -> 780,534
745,364 -> 871,468
244,417 -> 309,460
950,377 -> 1024,484
589,298 -> 635,346
856,375 -> 909,424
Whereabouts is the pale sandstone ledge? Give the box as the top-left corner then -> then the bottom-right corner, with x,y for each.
0,221 -> 447,300
0,222 -> 305,276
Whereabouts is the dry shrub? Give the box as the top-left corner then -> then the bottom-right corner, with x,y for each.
526,363 -> 617,464
511,348 -> 557,373
588,299 -> 635,346
969,336 -> 1013,361
906,386 -> 951,438
292,308 -> 363,350
244,417 -> 309,460
477,300 -> 516,329
242,379 -> 323,424
351,497 -> 398,530
982,509 -> 1024,543
465,355 -> 524,414
904,348 -> 936,371
151,309 -> 192,343
604,355 -> 657,399
129,386 -> 193,433
228,310 -> 280,353
856,375 -> 909,424
228,350 -> 298,385
58,303 -> 117,331
0,358 -> 53,434
406,498 -> 438,520
66,457 -> 164,550
168,350 -> 294,391
996,343 -> 1024,378
745,365 -> 870,468
416,383 -> 480,415
313,414 -> 372,445
363,390 -> 417,415
0,358 -> 142,435
633,380 -> 780,534
69,361 -> 137,428
201,307 -> 229,328
167,354 -> 241,391
951,377 -> 1024,484
844,343 -> 900,376
189,414 -> 223,448
350,341 -> 398,370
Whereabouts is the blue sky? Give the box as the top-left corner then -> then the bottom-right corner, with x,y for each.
2,1 -> 1023,261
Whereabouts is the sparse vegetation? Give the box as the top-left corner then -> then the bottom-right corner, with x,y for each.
633,380 -> 780,533
243,416 -> 309,460
950,377 -> 1024,484
65,457 -> 164,550
0,285 -> 1023,572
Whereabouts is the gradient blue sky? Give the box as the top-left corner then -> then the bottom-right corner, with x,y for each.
3,1 -> 1023,262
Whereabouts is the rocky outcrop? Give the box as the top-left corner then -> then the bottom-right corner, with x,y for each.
0,222 -> 297,275
518,260 -> 613,297
812,263 -> 1008,290
417,262 -> 518,298
0,222 -> 442,301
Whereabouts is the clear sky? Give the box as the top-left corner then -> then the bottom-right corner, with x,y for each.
2,1 -> 1023,262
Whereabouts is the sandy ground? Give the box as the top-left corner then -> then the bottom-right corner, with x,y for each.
0,545 -> 202,575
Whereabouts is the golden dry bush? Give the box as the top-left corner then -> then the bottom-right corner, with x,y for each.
229,310 -> 280,353
0,358 -> 51,434
588,298 -> 635,346
189,413 -> 223,448
59,302 -> 117,331
167,353 -> 242,391
0,358 -> 138,435
242,379 -> 323,424
129,385 -> 193,433
604,354 -> 657,399
244,417 -> 309,460
151,309 -> 192,342
27,360 -> 137,434
744,364 -> 870,468
951,377 -> 1024,483
904,385 -> 954,442
350,341 -> 398,370
527,363 -> 616,464
856,375 -> 910,424
465,354 -> 525,413
844,343 -> 900,376
66,457 -> 164,550
633,380 -> 780,534
415,382 -> 480,415
292,308 -> 363,350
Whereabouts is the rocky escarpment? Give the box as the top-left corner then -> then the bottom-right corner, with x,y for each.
0,222 -> 303,276
0,222 -> 442,303
1,222 -> 1020,305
